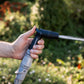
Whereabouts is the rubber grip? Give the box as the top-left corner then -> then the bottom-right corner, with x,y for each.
36,28 -> 59,39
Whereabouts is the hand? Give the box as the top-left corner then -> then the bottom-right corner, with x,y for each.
12,26 -> 44,60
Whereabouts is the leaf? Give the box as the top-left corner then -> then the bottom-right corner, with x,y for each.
56,59 -> 65,65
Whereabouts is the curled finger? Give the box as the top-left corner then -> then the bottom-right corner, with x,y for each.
30,49 -> 42,55
30,54 -> 38,59
33,45 -> 44,50
38,39 -> 44,45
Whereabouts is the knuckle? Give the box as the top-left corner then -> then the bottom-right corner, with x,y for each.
35,45 -> 40,49
30,49 -> 33,53
19,34 -> 24,38
38,45 -> 43,49
35,45 -> 38,49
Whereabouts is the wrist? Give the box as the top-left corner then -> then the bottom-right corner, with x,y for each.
11,42 -> 22,60
11,43 -> 16,59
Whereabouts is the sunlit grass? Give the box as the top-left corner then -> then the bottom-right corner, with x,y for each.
0,58 -> 84,84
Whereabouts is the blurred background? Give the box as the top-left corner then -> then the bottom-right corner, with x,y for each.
0,0 -> 84,84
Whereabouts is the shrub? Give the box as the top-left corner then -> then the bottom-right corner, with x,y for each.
34,0 -> 84,63
0,12 -> 31,42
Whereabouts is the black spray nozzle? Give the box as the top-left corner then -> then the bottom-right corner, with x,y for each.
36,28 -> 59,39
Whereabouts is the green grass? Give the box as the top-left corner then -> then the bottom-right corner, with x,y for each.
0,58 -> 84,84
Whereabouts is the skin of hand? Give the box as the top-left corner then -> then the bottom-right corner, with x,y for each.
12,26 -> 44,60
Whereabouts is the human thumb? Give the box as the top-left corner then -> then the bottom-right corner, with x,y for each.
24,26 -> 36,38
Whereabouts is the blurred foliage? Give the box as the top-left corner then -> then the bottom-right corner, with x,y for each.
0,0 -> 84,84
0,12 -> 31,42
35,0 -> 84,63
0,1 -> 32,42
0,58 -> 84,84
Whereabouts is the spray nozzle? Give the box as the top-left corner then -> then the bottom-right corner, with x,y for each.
36,28 -> 59,39
36,28 -> 84,41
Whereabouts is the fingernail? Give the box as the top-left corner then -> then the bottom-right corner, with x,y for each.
30,49 -> 33,53
33,46 -> 36,49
